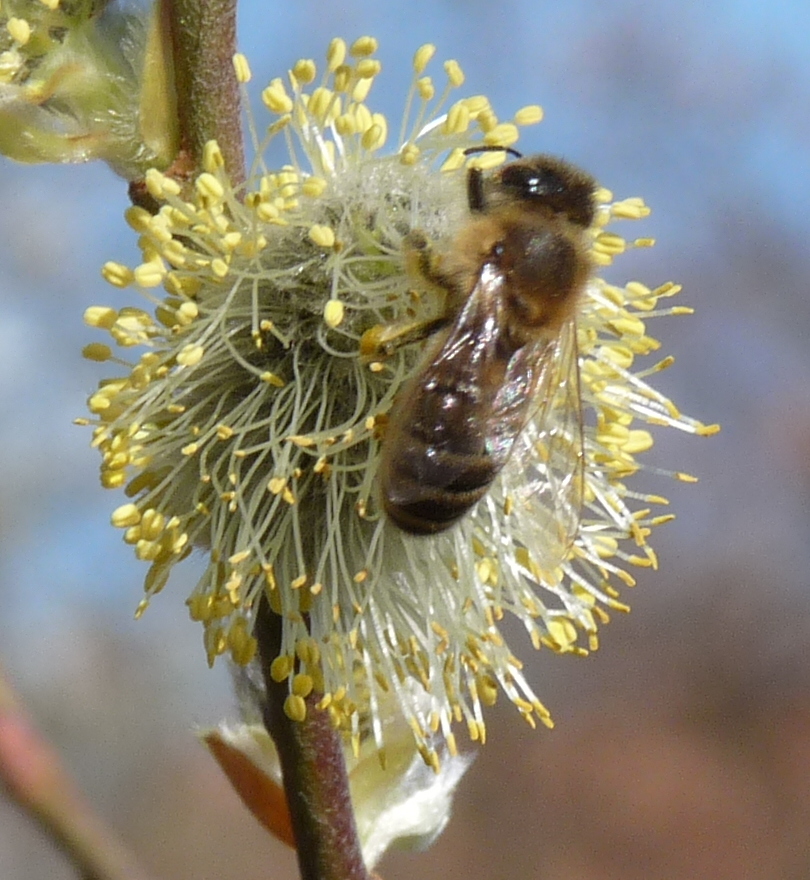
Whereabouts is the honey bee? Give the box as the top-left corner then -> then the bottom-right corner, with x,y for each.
372,149 -> 596,535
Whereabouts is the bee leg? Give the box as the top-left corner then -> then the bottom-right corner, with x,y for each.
404,229 -> 458,292
359,315 -> 448,360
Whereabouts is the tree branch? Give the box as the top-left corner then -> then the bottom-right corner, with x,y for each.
163,0 -> 245,185
255,602 -> 372,880
0,666 -> 160,880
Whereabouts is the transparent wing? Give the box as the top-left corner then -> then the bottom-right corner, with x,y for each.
499,317 -> 584,567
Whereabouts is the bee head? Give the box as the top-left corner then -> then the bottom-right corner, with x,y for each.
498,155 -> 596,228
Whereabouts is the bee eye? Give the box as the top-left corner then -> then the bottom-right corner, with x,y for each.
500,164 -> 567,199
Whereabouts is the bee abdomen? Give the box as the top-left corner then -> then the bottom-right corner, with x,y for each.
382,444 -> 499,534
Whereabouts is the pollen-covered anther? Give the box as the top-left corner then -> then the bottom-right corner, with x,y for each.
610,198 -> 651,220
83,343 -> 112,362
6,17 -> 31,45
350,36 -> 379,58
444,103 -> 470,135
301,176 -> 327,197
176,343 -> 204,366
262,78 -> 293,114
144,169 -> 181,200
324,37 -> 346,73
133,260 -> 166,288
416,77 -> 435,101
85,306 -> 119,329
260,371 -> 285,387
284,694 -> 307,721
351,78 -> 375,103
232,53 -> 252,84
483,123 -> 519,147
309,224 -> 335,248
475,108 -> 499,134
440,148 -> 466,173
195,172 -> 225,205
111,503 -> 141,529
593,231 -> 627,256
309,87 -> 338,124
412,43 -> 436,74
102,263 -> 134,288
361,116 -> 387,151
514,105 -> 543,125
443,59 -> 465,87
202,141 -> 225,173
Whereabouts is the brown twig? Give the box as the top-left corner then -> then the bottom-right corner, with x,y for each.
255,602 -> 372,880
163,0 -> 245,186
0,666 -> 160,880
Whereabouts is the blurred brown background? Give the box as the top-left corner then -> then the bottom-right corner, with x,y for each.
3,1 -> 810,878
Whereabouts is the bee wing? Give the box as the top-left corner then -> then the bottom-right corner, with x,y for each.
400,262 -> 516,465
500,317 -> 584,565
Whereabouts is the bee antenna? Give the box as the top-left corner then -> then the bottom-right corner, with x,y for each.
463,145 -> 523,159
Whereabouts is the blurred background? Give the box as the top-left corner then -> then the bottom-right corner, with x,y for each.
2,1 -> 810,878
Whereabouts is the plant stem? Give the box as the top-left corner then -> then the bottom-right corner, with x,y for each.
0,667 -> 160,880
163,0 -> 245,184
255,602 -> 372,880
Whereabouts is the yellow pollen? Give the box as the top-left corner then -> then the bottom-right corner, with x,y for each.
327,38 -> 347,71
284,694 -> 307,722
260,371 -> 286,387
270,655 -> 294,682
441,148 -> 466,172
82,343 -> 112,362
308,224 -> 336,248
483,123 -> 520,146
355,58 -> 381,79
203,140 -> 225,172
361,122 -> 386,151
262,79 -> 293,114
292,674 -> 314,698
232,53 -> 251,83
84,306 -> 119,329
133,261 -> 166,288
351,78 -> 374,102
413,43 -> 436,74
177,344 -> 204,366
443,59 -> 464,87
6,18 -> 31,45
196,172 -> 225,201
111,504 -> 141,528
350,36 -> 379,57
101,263 -> 134,288
514,105 -> 543,125
210,257 -> 229,278
413,78 -> 434,104
444,103 -> 470,135
301,177 -> 328,197
292,58 -> 317,84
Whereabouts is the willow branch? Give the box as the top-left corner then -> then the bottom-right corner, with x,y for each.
255,602 -> 372,880
163,0 -> 245,184
0,666 -> 160,880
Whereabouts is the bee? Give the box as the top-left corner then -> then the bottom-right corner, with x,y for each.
371,149 -> 596,535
